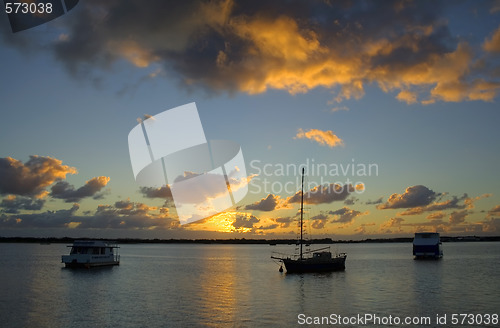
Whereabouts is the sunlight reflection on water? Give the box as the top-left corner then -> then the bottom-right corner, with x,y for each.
0,242 -> 499,327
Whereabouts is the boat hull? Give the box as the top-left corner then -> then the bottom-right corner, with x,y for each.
283,255 -> 346,273
63,259 -> 119,268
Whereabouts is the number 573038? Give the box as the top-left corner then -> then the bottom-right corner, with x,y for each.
5,2 -> 53,14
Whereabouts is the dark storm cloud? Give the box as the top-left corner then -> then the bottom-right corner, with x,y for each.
482,218 -> 500,232
255,223 -> 279,231
232,214 -> 259,229
244,193 -> 281,211
4,0 -> 498,102
0,201 -> 178,230
139,185 -> 176,207
365,197 -> 384,205
0,156 -> 76,196
140,185 -> 173,199
343,197 -> 358,206
329,207 -> 364,224
310,213 -> 329,229
395,193 -> 488,216
287,183 -> 355,205
449,209 -> 468,224
77,203 -> 178,230
306,206 -> 365,229
0,204 -> 79,228
377,185 -> 437,209
424,194 -> 467,211
0,196 -> 45,213
50,176 -> 110,202
275,216 -> 293,228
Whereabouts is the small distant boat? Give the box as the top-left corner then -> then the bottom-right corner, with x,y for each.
62,240 -> 120,268
271,168 -> 347,273
413,232 -> 443,259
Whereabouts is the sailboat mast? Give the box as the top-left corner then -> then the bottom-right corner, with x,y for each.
300,167 -> 304,260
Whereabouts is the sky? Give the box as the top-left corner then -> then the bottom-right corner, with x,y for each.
1,0 -> 500,239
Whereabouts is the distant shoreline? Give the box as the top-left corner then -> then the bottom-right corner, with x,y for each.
1,236 -> 499,244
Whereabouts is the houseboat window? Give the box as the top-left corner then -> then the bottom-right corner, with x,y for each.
100,247 -> 105,254
109,248 -> 114,254
70,247 -> 84,254
92,248 -> 100,254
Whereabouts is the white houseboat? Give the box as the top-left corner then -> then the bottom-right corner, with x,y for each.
413,232 -> 443,259
62,240 -> 120,268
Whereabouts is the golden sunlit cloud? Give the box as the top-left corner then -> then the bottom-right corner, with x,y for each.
295,128 -> 344,148
108,40 -> 160,68
483,25 -> 500,52
0,155 -> 77,196
185,210 -> 294,234
487,205 -> 500,218
186,211 -> 255,233
380,217 -> 405,233
40,1 -> 500,104
396,90 -> 418,104
426,212 -> 445,220
66,222 -> 81,229
220,17 -> 500,103
355,183 -> 365,191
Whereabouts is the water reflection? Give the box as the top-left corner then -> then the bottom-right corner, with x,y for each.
410,259 -> 444,316
1,242 -> 499,328
196,246 -> 240,327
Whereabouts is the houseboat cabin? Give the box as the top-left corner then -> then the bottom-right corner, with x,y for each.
62,240 -> 120,268
413,232 -> 443,259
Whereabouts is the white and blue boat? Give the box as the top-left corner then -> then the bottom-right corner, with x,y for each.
62,240 -> 120,268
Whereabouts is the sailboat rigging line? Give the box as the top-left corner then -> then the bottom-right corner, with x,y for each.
270,165 -> 347,273
300,167 -> 304,260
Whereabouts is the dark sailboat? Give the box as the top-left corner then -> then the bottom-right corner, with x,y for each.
271,168 -> 347,273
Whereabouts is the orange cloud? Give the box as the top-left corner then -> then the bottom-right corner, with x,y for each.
0,156 -> 77,196
487,205 -> 500,218
426,211 -> 445,220
40,1 -> 500,104
483,25 -> 500,53
396,90 -> 418,104
355,183 -> 365,191
380,217 -> 405,233
107,40 -> 160,68
221,18 -> 500,103
295,128 -> 344,148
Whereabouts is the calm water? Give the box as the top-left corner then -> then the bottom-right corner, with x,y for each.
0,242 -> 499,327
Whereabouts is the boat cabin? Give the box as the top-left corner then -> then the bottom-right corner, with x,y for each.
62,240 -> 120,268
312,251 -> 332,260
413,232 -> 443,259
